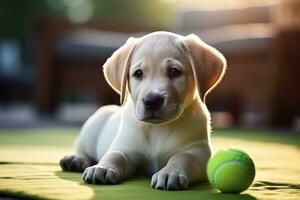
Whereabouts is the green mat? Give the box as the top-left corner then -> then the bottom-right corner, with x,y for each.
0,128 -> 299,200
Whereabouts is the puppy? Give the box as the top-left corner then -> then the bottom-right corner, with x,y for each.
60,31 -> 226,190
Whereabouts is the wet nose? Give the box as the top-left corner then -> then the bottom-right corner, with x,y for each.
143,94 -> 164,111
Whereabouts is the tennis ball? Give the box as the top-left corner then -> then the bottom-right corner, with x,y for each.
207,148 -> 255,193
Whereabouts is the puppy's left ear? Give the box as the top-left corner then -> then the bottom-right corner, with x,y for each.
180,34 -> 226,102
103,37 -> 137,104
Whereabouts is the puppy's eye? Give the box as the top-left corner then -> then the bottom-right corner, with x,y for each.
168,68 -> 181,79
133,69 -> 143,80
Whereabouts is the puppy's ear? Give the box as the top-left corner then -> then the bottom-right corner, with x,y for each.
180,34 -> 226,102
103,37 -> 137,104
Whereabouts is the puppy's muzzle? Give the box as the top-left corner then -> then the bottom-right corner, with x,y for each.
143,94 -> 164,111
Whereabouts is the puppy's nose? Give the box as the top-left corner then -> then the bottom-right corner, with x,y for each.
143,94 -> 164,111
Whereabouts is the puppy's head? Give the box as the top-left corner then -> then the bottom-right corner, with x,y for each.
103,32 -> 226,124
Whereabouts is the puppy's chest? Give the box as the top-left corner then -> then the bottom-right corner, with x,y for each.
141,128 -> 195,169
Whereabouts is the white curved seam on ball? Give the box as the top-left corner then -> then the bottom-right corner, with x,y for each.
210,149 -> 243,186
211,160 -> 248,187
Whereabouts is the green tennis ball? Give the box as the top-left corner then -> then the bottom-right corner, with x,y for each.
207,148 -> 255,193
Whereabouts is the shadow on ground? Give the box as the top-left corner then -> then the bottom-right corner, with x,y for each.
55,171 -> 256,200
252,180 -> 300,191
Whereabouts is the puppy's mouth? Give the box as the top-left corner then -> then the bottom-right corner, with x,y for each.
136,105 -> 181,125
142,113 -> 163,123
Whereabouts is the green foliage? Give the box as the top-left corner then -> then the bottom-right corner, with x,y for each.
0,0 -> 170,40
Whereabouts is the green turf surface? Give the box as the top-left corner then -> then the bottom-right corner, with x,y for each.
0,128 -> 299,200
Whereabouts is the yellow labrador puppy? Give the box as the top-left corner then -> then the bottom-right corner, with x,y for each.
60,32 -> 226,190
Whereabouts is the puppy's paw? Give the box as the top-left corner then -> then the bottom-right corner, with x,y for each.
82,165 -> 121,184
60,155 -> 91,172
151,171 -> 189,190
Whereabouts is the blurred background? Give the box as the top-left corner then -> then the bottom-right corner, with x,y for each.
0,0 -> 299,131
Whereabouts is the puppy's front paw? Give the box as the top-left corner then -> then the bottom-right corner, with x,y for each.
151,171 -> 189,190
82,165 -> 121,184
60,155 -> 91,172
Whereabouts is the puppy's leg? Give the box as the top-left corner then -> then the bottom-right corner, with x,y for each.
60,155 -> 95,172
151,145 -> 211,190
82,151 -> 140,184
